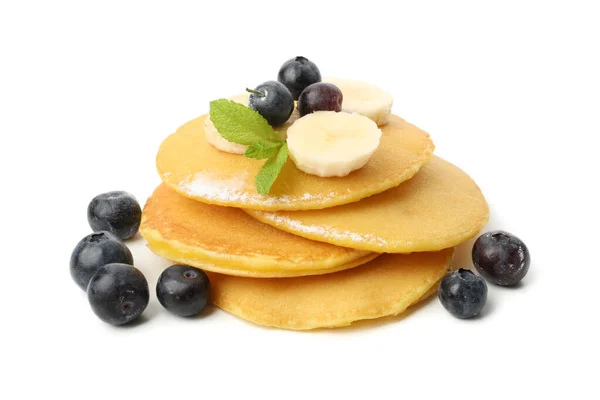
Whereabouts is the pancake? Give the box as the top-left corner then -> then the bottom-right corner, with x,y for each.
140,184 -> 375,278
206,248 -> 454,330
246,156 -> 489,253
156,114 -> 434,211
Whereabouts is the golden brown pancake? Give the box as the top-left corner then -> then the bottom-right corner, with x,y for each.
206,248 -> 454,330
246,156 -> 489,253
140,185 -> 376,277
156,114 -> 434,211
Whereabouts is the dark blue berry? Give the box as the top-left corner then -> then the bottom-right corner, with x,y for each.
87,263 -> 149,325
156,265 -> 211,317
87,191 -> 142,240
278,56 -> 322,100
247,81 -> 294,126
298,82 -> 343,116
472,230 -> 530,286
438,269 -> 487,319
70,231 -> 133,291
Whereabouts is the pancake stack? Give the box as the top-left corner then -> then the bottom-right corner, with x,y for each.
141,113 -> 489,330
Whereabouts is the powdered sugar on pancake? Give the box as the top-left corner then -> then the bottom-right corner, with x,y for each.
178,172 -> 337,206
258,212 -> 390,247
179,172 -> 251,203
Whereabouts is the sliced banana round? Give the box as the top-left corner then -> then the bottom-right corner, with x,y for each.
205,124 -> 250,155
228,92 -> 251,105
204,92 -> 250,154
324,77 -> 393,126
287,111 -> 382,178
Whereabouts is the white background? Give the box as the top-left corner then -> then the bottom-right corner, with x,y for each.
1,1 -> 599,399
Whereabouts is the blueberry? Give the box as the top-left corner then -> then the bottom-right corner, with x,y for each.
247,81 -> 294,126
87,191 -> 142,240
70,231 -> 133,291
87,263 -> 149,325
156,265 -> 211,317
278,56 -> 322,100
298,82 -> 343,116
438,269 -> 487,319
472,230 -> 530,286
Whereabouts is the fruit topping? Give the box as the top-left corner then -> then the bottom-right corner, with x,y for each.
156,265 -> 211,317
70,231 -> 134,291
323,78 -> 393,126
228,92 -> 250,105
87,263 -> 149,325
286,111 -> 381,177
87,191 -> 142,240
438,269 -> 488,319
247,81 -> 294,126
472,230 -> 530,286
209,99 -> 289,194
277,56 -> 321,100
298,82 -> 343,116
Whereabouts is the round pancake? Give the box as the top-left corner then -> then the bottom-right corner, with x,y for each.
140,184 -> 375,278
156,114 -> 434,211
206,248 -> 454,330
246,156 -> 489,253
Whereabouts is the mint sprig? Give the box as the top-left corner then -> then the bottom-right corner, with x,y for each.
209,99 -> 288,194
209,99 -> 277,145
244,140 -> 282,160
255,143 -> 288,195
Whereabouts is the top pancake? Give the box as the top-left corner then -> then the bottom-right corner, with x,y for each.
246,156 -> 489,253
156,114 -> 434,211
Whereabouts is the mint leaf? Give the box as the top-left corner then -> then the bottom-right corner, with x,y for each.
244,140 -> 282,160
208,98 -> 289,195
255,143 -> 289,195
209,99 -> 275,145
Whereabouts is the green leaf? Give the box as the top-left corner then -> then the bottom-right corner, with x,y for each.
244,140 -> 282,160
255,143 -> 289,195
207,98 -> 290,195
209,99 -> 275,145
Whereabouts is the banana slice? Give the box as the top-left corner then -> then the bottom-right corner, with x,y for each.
228,92 -> 251,105
205,93 -> 299,154
324,77 -> 393,126
205,92 -> 251,154
287,111 -> 382,177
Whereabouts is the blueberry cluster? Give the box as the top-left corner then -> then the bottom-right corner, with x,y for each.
246,56 -> 344,126
71,191 -> 211,325
438,230 -> 530,319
